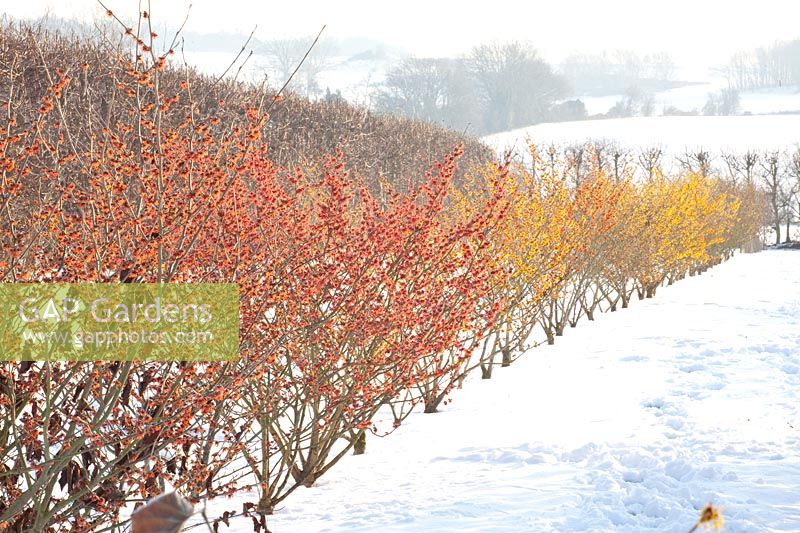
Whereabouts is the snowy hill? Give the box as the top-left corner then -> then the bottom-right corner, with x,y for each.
484,114 -> 800,159
201,250 -> 800,532
578,82 -> 800,116
181,50 -> 391,106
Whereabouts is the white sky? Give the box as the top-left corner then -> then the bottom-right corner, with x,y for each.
3,0 -> 800,67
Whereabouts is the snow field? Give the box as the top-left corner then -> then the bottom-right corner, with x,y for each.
579,83 -> 800,117
483,115 -> 800,159
206,250 -> 800,532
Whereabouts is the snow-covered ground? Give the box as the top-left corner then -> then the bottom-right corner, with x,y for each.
180,51 -> 390,105
205,249 -> 800,532
484,114 -> 800,158
579,82 -> 800,116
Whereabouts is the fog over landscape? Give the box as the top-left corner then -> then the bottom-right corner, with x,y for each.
5,0 -> 800,62
4,1 -> 800,100
6,0 -> 800,143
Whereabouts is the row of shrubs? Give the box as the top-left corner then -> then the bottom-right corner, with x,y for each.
0,18 -> 766,532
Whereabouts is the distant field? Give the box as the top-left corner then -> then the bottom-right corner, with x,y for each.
182,50 -> 390,105
483,114 -> 800,158
578,83 -> 800,116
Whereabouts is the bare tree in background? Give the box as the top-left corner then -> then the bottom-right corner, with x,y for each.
703,88 -> 740,116
722,150 -> 759,186
610,144 -> 631,183
782,149 -> 800,242
638,147 -> 663,180
262,36 -> 334,97
565,143 -> 587,187
560,50 -> 675,96
722,40 -> 800,90
300,37 -> 335,97
677,149 -> 713,177
615,50 -> 643,80
591,140 -> 610,176
378,58 -> 448,118
608,85 -> 655,118
374,57 -> 479,131
377,43 -> 569,133
648,51 -> 677,81
469,41 -> 567,133
263,37 -> 306,82
761,151 -> 786,244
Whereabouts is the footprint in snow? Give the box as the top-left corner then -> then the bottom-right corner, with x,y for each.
781,364 -> 799,374
642,398 -> 666,410
680,363 -> 706,373
666,417 -> 686,431
621,355 -> 648,362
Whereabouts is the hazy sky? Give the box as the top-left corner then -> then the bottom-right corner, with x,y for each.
4,0 -> 800,67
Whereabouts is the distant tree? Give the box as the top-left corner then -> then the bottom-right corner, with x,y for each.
607,85 -> 654,118
615,50 -> 643,80
787,40 -> 800,86
701,96 -> 716,116
788,149 -> 800,238
375,57 -> 479,132
677,149 -> 713,177
261,36 -> 334,97
722,40 -> 800,90
548,99 -> 587,122
640,92 -> 656,117
646,51 -> 677,81
607,99 -> 630,118
378,57 -> 448,118
262,37 -> 306,82
300,38 -> 336,98
761,151 -> 787,244
565,143 -> 587,186
561,50 -> 675,97
638,147 -> 663,180
703,88 -> 740,116
378,44 -> 567,134
610,145 -> 632,182
719,88 -> 741,115
560,52 -> 614,94
469,41 -> 567,133
722,150 -> 759,185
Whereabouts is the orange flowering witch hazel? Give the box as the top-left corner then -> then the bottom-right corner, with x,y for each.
0,24 -> 277,533
222,146 -> 508,519
0,14 -> 505,532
